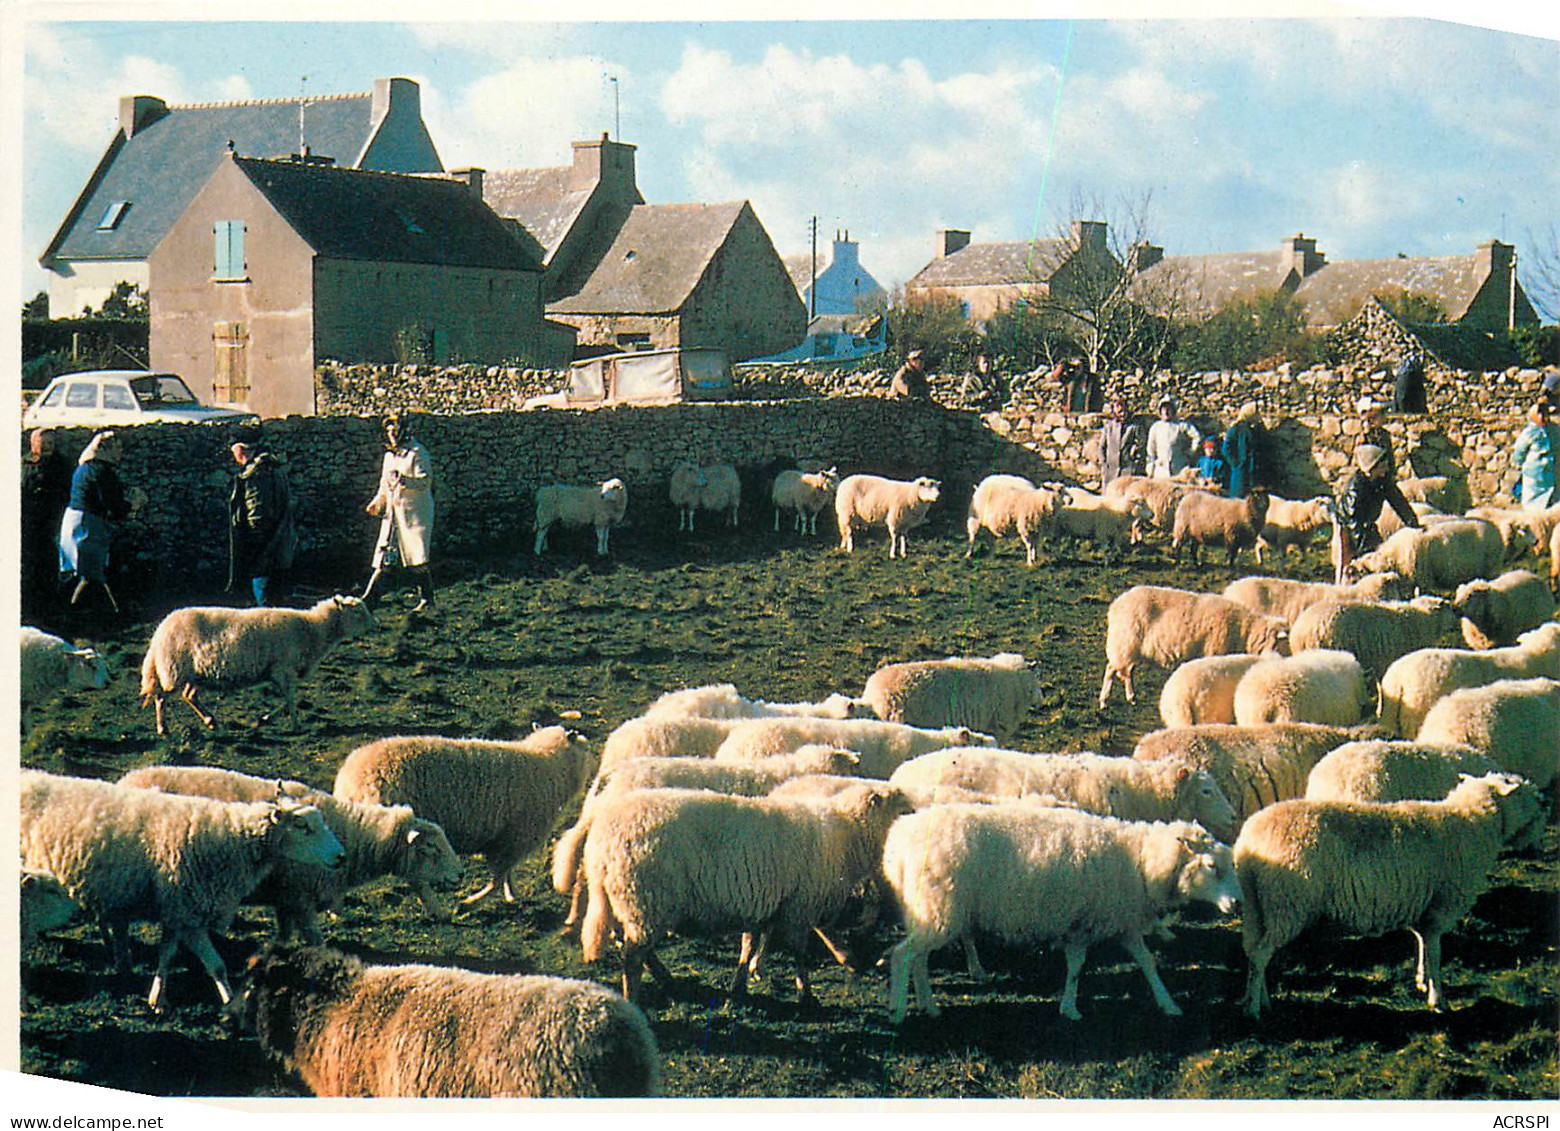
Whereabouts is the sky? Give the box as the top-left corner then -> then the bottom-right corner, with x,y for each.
9,2 -> 1560,314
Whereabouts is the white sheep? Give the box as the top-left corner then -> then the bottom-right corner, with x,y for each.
1053,492 -> 1152,564
884,805 -> 1239,1021
139,595 -> 376,735
1304,740 -> 1499,803
579,783 -> 912,1003
21,868 -> 80,1012
713,717 -> 995,778
1375,500 -> 1442,543
965,475 -> 1062,565
1378,622 -> 1560,737
334,726 -> 597,905
771,466 -> 839,535
534,478 -> 629,556
20,626 -> 109,736
1452,569 -> 1557,649
19,769 -> 344,1012
1552,522 -> 1560,590
1171,489 -> 1270,568
1158,654 -> 1269,728
1235,772 -> 1544,1016
1232,649 -> 1371,727
1222,572 -> 1409,625
1350,518 -> 1526,593
598,715 -> 746,775
1103,474 -> 1195,534
117,765 -> 462,940
858,653 -> 1037,741
1099,585 -> 1290,707
669,462 -> 741,531
1254,494 -> 1334,563
1397,474 -> 1470,513
243,943 -> 661,1097
1466,504 -> 1560,561
886,747 -> 1240,841
642,683 -> 866,721
1415,677 -> 1560,788
834,474 -> 941,558
1288,594 -> 1459,683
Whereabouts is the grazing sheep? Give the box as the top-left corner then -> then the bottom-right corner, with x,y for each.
1222,572 -> 1409,625
598,715 -> 746,775
669,462 -> 741,531
1172,489 -> 1270,568
1397,474 -> 1470,513
1159,653 -> 1270,727
533,478 -> 628,556
1453,570 -> 1557,649
1376,500 -> 1442,543
1254,495 -> 1334,564
1288,594 -> 1459,684
1099,585 -> 1290,707
117,765 -> 461,940
139,595 -> 375,735
1233,650 -> 1371,727
1104,474 -> 1195,534
1415,678 -> 1560,788
714,717 -> 994,778
1133,722 -> 1390,826
244,943 -> 660,1097
20,869 -> 79,1012
965,475 -> 1062,565
20,626 -> 109,736
1466,504 -> 1560,561
643,683 -> 866,721
1378,623 -> 1560,738
858,653 -> 1037,741
887,747 -> 1240,841
1304,740 -> 1498,803
1053,492 -> 1152,564
1553,524 -> 1560,591
1234,772 -> 1544,1016
334,727 -> 597,905
834,474 -> 941,558
579,783 -> 912,1003
884,805 -> 1239,1021
772,466 -> 839,535
19,770 -> 344,1012
1350,518 -> 1524,593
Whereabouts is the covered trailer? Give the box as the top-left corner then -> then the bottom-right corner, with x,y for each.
526,348 -> 733,408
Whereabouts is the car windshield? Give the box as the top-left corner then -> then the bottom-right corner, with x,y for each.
129,374 -> 198,407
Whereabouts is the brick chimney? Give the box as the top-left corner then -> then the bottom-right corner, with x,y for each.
118,95 -> 168,138
1128,243 -> 1163,272
569,134 -> 642,203
452,166 -> 485,198
936,229 -> 971,258
1072,220 -> 1107,250
1282,233 -> 1326,276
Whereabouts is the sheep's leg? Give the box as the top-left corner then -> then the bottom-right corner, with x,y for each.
533,525 -> 548,555
961,935 -> 988,981
152,692 -> 168,736
1058,941 -> 1089,1021
460,880 -> 497,905
1123,932 -> 1182,1017
773,509 -> 781,533
1098,666 -> 1116,708
1023,535 -> 1037,567
1410,927 -> 1428,991
184,930 -> 236,1012
275,672 -> 299,728
1242,942 -> 1275,1018
596,525 -> 610,557
912,943 -> 938,1017
814,927 -> 851,970
887,938 -> 914,1022
1122,664 -> 1137,704
643,949 -> 675,986
107,919 -> 134,974
620,942 -> 647,1002
731,933 -> 758,998
1420,929 -> 1445,1010
180,685 -> 215,729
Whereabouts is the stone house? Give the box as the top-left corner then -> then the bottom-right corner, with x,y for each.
40,77 -> 443,318
149,153 -> 569,419
904,221 -> 1121,324
783,230 -> 887,317
1127,234 -> 1327,320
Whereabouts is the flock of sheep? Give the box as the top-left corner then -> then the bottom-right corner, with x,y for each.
16,451 -> 1560,1099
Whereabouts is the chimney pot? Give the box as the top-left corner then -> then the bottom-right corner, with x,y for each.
119,95 -> 168,139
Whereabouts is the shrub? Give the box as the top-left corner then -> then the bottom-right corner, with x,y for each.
1172,291 -> 1317,371
1509,325 -> 1560,367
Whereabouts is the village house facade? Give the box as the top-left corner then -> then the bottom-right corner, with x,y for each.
784,230 -> 887,317
904,221 -> 1120,324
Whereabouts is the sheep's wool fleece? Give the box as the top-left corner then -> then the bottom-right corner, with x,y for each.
862,655 -> 1034,736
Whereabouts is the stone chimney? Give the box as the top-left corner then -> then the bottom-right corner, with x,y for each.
118,95 -> 168,138
452,166 -> 485,198
371,77 -> 420,125
1476,238 -> 1515,276
1128,243 -> 1163,272
832,233 -> 860,270
936,229 -> 971,258
569,133 -> 642,203
1072,220 -> 1108,250
1282,233 -> 1326,276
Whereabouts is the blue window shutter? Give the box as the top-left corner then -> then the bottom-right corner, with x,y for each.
214,221 -> 228,277
214,221 -> 246,280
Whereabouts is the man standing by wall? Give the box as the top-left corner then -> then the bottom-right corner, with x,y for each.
227,440 -> 297,607
1145,396 -> 1200,478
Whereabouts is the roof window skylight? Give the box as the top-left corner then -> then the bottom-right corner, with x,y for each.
97,200 -> 131,230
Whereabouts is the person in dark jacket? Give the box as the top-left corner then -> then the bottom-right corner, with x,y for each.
889,350 -> 930,399
1393,351 -> 1428,413
59,431 -> 130,613
22,428 -> 71,623
1355,397 -> 1400,478
1096,398 -> 1141,487
1332,443 -> 1422,584
227,441 -> 297,607
1221,402 -> 1261,497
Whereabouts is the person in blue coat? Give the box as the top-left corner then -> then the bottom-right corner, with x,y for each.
1512,400 -> 1560,511
58,431 -> 131,613
1221,402 -> 1261,497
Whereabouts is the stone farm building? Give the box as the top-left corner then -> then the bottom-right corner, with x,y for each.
904,222 -> 1121,324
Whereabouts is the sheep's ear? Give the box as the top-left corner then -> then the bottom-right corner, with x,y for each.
275,780 -> 289,801
406,827 -> 422,846
842,749 -> 861,764
1173,766 -> 1191,784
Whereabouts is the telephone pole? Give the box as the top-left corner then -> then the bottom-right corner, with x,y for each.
808,216 -> 818,319
609,76 -> 620,140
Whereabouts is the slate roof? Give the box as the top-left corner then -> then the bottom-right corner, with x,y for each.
234,158 -> 540,272
1292,254 -> 1490,325
481,165 -> 594,264
908,239 -> 1071,288
1132,250 -> 1298,316
45,90 -> 437,265
548,202 -> 748,315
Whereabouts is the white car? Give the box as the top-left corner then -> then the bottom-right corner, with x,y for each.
23,370 -> 259,429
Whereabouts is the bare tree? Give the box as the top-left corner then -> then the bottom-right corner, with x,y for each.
1521,222 -> 1560,323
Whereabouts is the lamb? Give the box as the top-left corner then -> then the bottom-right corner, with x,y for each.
243,943 -> 660,1097
1288,594 -> 1459,684
19,769 -> 344,1012
334,727 -> 597,905
579,783 -> 913,1003
20,626 -> 109,736
884,805 -> 1239,1021
1234,772 -> 1544,1016
1232,650 -> 1372,727
669,461 -> 741,531
1378,622 -> 1560,737
1253,494 -> 1334,563
965,475 -> 1062,565
1415,678 -> 1560,788
1222,572 -> 1409,625
1397,474 -> 1470,513
834,473 -> 941,558
772,466 -> 839,535
21,868 -> 79,1012
642,683 -> 866,721
713,717 -> 995,778
1171,489 -> 1270,568
139,595 -> 376,735
1452,570 -> 1557,649
117,765 -> 462,941
1466,504 -> 1560,561
1376,500 -> 1441,542
1099,585 -> 1290,707
1349,518 -> 1523,593
533,478 -> 629,556
857,653 -> 1038,741
1159,654 -> 1269,727
598,715 -> 746,775
1132,722 -> 1390,825
1304,740 -> 1499,804
886,747 -> 1240,841
1053,492 -> 1152,564
1103,474 -> 1195,534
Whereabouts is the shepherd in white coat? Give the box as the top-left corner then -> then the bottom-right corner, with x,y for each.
361,412 -> 436,611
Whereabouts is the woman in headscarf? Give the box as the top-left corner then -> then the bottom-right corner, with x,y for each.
59,431 -> 130,613
1332,442 -> 1422,585
362,412 -> 436,611
1221,402 -> 1262,497
1511,400 -> 1560,511
1145,396 -> 1200,479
